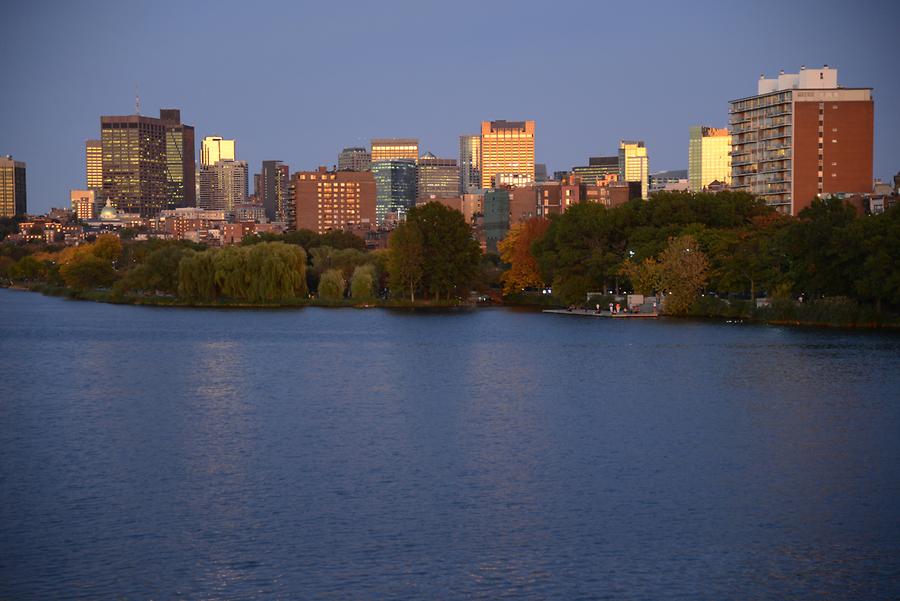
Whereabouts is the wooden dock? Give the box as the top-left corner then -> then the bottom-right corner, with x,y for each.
543,309 -> 659,318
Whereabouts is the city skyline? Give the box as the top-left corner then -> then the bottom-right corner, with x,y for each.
2,0 -> 899,214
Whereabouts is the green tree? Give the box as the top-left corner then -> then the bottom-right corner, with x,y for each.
387,222 -> 425,302
318,268 -> 346,300
350,264 -> 376,300
658,235 -> 709,315
178,250 -> 218,302
406,202 -> 481,300
59,254 -> 117,290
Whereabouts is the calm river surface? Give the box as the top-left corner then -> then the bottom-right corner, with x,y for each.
1,288 -> 899,599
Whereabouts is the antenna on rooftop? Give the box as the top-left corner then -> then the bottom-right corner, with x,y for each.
134,84 -> 141,115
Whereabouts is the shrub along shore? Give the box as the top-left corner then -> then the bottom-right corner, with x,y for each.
2,194 -> 898,328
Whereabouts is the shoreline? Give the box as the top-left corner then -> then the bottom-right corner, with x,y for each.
4,284 -> 899,330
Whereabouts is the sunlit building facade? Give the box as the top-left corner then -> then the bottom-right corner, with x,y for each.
480,120 -> 535,188
416,153 -> 459,201
85,139 -> 103,190
729,65 -> 873,215
70,189 -> 100,220
294,167 -> 376,234
371,138 -> 419,162
0,156 -> 27,217
618,140 -> 649,200
159,109 -> 196,208
688,126 -> 731,192
373,159 -> 417,224
338,147 -> 371,172
100,114 -> 168,216
572,156 -> 619,185
201,136 -> 235,168
458,134 -> 482,193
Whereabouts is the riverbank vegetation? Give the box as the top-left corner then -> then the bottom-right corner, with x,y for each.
2,194 -> 898,327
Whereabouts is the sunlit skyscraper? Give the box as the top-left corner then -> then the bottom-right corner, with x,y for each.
371,139 -> 418,162
201,136 -> 236,168
480,120 -> 535,188
688,126 -> 731,192
85,139 -> 103,191
618,140 -> 649,200
458,134 -> 481,193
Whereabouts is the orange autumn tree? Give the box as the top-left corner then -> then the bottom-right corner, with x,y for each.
499,217 -> 550,294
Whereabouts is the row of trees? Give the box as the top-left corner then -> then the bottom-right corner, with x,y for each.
502,191 -> 900,315
1,202 -> 486,305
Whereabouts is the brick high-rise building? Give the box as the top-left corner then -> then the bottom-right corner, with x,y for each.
294,167 -> 376,234
729,65 -> 873,215
480,120 -> 535,188
0,156 -> 26,217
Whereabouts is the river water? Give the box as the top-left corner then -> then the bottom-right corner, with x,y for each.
1,288 -> 899,599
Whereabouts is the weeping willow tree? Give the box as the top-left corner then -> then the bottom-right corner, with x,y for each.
318,268 -> 346,300
177,242 -> 307,303
178,250 -> 218,301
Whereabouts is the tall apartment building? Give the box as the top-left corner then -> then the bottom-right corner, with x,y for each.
458,134 -> 482,193
372,159 -> 417,224
417,153 -> 459,201
100,114 -> 168,216
294,167 -> 376,234
618,140 -> 649,200
371,138 -> 418,162
0,156 -> 27,217
729,65 -> 873,215
199,160 -> 248,212
689,126 -> 731,192
338,147 -> 371,171
480,120 -> 535,188
159,109 -> 196,208
85,139 -> 103,190
572,156 -> 619,185
259,160 -> 290,222
200,136 -> 235,167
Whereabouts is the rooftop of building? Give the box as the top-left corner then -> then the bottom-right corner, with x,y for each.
731,65 -> 872,102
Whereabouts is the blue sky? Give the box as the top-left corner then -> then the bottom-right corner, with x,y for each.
2,0 -> 898,213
